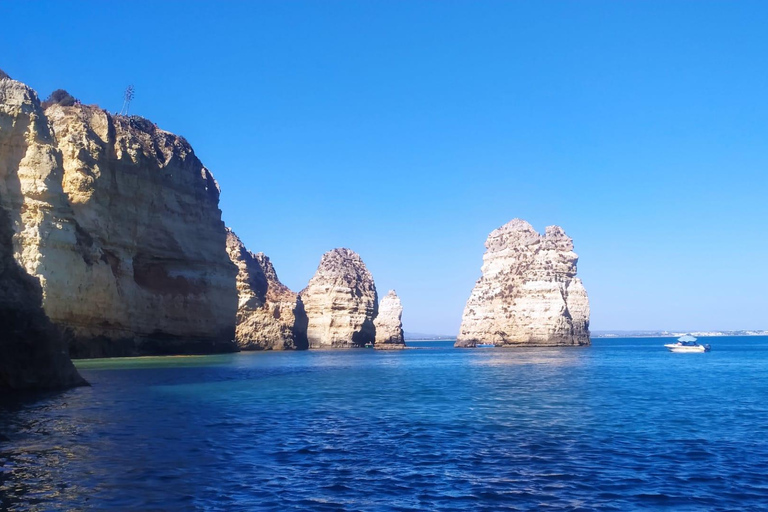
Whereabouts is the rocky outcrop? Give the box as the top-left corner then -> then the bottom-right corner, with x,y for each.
225,229 -> 308,350
374,290 -> 406,349
456,219 -> 590,347
0,208 -> 86,390
301,248 -> 378,348
0,77 -> 238,359
0,77 -> 84,389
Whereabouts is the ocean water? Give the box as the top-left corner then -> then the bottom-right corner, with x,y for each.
2,337 -> 768,511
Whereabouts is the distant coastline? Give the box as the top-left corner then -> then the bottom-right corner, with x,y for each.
593,330 -> 768,338
405,330 -> 768,340
404,332 -> 456,341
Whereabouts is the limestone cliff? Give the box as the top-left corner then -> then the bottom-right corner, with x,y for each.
0,77 -> 84,389
300,248 -> 378,348
225,229 -> 308,350
455,219 -> 590,347
374,290 -> 406,349
0,77 -> 238,358
0,207 -> 86,390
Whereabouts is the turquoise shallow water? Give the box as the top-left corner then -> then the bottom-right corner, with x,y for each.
2,337 -> 768,510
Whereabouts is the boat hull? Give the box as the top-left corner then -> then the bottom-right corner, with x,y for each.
664,344 -> 709,353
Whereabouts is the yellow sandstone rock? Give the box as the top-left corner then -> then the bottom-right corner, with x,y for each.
1,77 -> 238,359
225,229 -> 308,350
301,248 -> 378,348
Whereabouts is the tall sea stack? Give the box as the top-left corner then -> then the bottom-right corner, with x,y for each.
300,248 -> 378,348
374,290 -> 406,349
455,219 -> 590,347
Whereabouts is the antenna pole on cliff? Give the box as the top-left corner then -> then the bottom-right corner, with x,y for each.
119,85 -> 135,116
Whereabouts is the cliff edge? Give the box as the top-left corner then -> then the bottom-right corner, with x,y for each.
1,76 -> 238,359
0,77 -> 84,389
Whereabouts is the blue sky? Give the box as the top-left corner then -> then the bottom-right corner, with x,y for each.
2,1 -> 766,333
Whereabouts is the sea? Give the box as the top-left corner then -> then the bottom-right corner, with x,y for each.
2,336 -> 768,511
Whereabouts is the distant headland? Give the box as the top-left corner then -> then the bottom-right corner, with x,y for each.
593,330 -> 768,338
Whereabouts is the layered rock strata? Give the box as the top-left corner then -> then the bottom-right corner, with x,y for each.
0,179 -> 85,390
301,248 -> 378,348
225,229 -> 308,350
374,290 -> 406,349
1,77 -> 238,359
0,76 -> 85,389
456,219 -> 590,347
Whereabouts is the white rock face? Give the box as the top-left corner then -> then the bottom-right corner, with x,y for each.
456,219 -> 590,347
0,77 -> 238,358
225,229 -> 308,350
300,248 -> 378,348
374,290 -> 405,349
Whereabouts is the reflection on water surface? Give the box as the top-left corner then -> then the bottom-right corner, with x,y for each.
3,338 -> 768,510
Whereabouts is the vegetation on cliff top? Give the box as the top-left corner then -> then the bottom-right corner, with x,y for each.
42,89 -> 78,108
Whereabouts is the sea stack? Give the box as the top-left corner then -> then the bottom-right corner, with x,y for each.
374,290 -> 406,349
300,248 -> 378,348
455,219 -> 590,347
0,76 -> 238,359
225,229 -> 308,350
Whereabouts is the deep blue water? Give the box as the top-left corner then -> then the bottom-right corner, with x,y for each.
2,337 -> 768,511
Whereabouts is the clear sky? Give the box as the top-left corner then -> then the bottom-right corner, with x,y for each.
2,1 -> 767,334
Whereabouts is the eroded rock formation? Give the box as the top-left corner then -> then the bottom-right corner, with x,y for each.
456,219 -> 590,347
0,76 -> 238,359
0,214 -> 86,390
0,77 -> 84,389
374,290 -> 406,349
225,229 -> 308,350
300,248 -> 378,348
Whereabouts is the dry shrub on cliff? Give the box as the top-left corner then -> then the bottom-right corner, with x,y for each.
42,89 -> 78,108
127,115 -> 157,133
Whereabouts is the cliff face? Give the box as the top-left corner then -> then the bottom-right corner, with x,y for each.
301,248 -> 378,348
0,207 -> 86,390
0,78 -> 84,389
456,219 -> 590,347
374,290 -> 406,349
225,229 -> 308,350
1,77 -> 238,359
43,104 -> 238,357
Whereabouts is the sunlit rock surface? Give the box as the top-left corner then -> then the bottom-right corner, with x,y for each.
456,219 -> 590,347
0,77 -> 85,389
301,248 -> 378,348
225,229 -> 308,350
1,76 -> 238,359
374,290 -> 406,350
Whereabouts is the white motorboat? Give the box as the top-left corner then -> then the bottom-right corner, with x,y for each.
475,343 -> 495,348
665,335 -> 711,353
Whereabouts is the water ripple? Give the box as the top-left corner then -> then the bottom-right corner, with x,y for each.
2,337 -> 768,510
